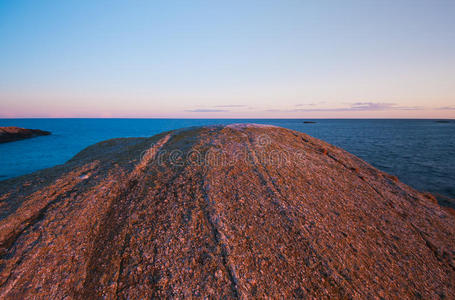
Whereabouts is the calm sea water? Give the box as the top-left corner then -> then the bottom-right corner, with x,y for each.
0,119 -> 454,199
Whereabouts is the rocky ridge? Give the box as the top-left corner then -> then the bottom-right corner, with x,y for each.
0,127 -> 51,143
0,124 -> 454,298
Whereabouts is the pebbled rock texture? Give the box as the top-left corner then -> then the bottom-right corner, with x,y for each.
0,124 -> 454,299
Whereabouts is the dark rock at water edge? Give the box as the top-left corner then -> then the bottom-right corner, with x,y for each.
0,127 -> 51,143
0,124 -> 454,298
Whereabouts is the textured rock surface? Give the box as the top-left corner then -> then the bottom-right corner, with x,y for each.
0,124 -> 454,299
0,127 -> 51,143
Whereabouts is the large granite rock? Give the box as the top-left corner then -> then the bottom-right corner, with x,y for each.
0,127 -> 51,143
0,124 -> 454,298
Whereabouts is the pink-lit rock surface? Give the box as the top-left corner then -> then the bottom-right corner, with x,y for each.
0,124 -> 454,298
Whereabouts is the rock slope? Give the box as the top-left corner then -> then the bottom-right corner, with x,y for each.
0,127 -> 51,143
0,124 -> 454,299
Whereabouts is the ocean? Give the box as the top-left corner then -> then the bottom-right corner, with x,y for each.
0,119 -> 454,199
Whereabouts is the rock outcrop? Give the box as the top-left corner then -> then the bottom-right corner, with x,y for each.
0,127 -> 51,143
0,124 -> 454,299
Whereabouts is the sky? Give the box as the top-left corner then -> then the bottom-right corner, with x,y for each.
0,0 -> 454,118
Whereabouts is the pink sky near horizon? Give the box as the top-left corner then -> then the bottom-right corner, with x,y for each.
1,90 -> 454,118
1,100 -> 454,119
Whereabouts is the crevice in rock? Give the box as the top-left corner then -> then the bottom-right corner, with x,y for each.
81,135 -> 173,298
199,173 -> 240,299
114,231 -> 131,297
0,186 -> 78,259
411,224 -> 455,273
243,133 -> 289,214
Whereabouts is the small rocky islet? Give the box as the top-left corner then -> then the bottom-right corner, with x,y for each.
0,124 -> 454,298
0,127 -> 51,143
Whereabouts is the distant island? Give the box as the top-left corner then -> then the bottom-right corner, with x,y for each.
0,124 -> 454,298
0,127 -> 51,143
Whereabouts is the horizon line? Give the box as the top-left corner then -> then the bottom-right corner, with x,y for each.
1,117 -> 454,120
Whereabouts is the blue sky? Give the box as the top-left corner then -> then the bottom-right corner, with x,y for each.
0,0 -> 454,118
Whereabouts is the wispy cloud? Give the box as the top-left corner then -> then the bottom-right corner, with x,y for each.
348,102 -> 422,111
295,102 -> 326,107
435,106 -> 455,110
185,109 -> 228,113
266,102 -> 423,112
185,104 -> 247,113
214,105 -> 248,108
